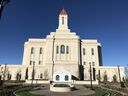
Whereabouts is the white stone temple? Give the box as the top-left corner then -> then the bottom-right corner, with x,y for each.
0,9 -> 126,83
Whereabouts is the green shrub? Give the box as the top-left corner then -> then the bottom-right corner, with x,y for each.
54,84 -> 70,87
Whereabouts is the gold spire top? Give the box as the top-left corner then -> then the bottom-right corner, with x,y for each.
60,8 -> 67,15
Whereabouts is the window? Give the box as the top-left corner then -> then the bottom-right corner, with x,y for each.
66,46 -> 69,54
62,17 -> 64,25
83,48 -> 85,55
31,47 -> 34,54
56,75 -> 60,81
65,75 -> 69,81
39,48 -> 42,54
60,45 -> 65,54
91,48 -> 94,55
56,46 -> 59,54
40,73 -> 43,79
39,61 -> 41,65
92,62 -> 95,66
30,61 -> 32,65
83,61 -> 86,65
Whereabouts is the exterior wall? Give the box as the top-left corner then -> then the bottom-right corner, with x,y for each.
81,40 -> 101,67
98,66 -> 125,82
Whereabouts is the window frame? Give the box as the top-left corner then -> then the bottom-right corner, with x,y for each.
56,75 -> 60,81
60,45 -> 65,54
65,75 -> 69,81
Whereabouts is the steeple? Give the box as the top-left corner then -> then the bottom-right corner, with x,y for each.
60,8 -> 67,15
58,8 -> 68,30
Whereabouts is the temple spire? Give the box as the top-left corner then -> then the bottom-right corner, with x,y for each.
60,8 -> 67,15
58,8 -> 68,30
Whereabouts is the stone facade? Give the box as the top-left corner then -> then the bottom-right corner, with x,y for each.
0,9 -> 126,82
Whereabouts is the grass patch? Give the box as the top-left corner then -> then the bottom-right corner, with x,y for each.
89,87 -> 122,96
15,86 -> 45,96
90,87 -> 107,96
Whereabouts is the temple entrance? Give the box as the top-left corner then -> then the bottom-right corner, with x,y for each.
53,69 -> 72,83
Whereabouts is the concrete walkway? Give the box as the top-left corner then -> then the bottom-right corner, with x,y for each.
30,84 -> 95,96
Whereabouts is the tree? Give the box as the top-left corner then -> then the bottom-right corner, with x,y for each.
7,72 -> 11,80
113,74 -> 117,82
124,67 -> 128,83
96,70 -> 101,83
103,71 -> 108,83
25,67 -> 28,80
16,71 -> 21,81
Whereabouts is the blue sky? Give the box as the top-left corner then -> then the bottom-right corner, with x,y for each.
0,0 -> 128,66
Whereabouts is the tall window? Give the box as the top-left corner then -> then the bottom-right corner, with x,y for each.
31,47 -> 34,54
56,75 -> 60,81
30,61 -> 32,65
39,61 -> 41,65
60,45 -> 65,54
91,48 -> 94,55
62,17 -> 64,25
66,46 -> 69,54
83,48 -> 85,55
56,46 -> 59,54
65,75 -> 69,81
39,48 -> 42,54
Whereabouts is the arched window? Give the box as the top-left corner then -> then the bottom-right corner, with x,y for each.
66,46 -> 69,54
56,75 -> 60,81
91,48 -> 94,55
56,46 -> 59,54
31,47 -> 34,54
83,48 -> 85,55
60,45 -> 65,54
65,75 -> 69,81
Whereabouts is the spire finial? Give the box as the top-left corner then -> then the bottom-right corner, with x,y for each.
60,8 -> 67,15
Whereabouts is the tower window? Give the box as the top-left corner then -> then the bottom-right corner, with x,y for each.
83,48 -> 85,55
56,46 -> 59,54
31,47 -> 34,54
56,75 -> 60,81
91,48 -> 94,55
66,46 -> 69,54
62,17 -> 64,25
39,48 -> 42,54
60,45 -> 65,54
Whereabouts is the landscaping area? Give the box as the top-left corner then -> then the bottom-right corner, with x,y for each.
0,80 -> 128,96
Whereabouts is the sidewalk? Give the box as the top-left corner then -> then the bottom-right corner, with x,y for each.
30,84 -> 95,96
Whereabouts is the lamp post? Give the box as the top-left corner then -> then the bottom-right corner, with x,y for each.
89,62 -> 93,90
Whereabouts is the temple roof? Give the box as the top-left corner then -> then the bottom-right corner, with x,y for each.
60,8 -> 67,15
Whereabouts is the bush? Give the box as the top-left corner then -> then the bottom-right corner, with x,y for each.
113,75 -> 117,82
54,84 -> 70,87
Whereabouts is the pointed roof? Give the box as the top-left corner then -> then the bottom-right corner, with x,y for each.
60,8 -> 67,15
